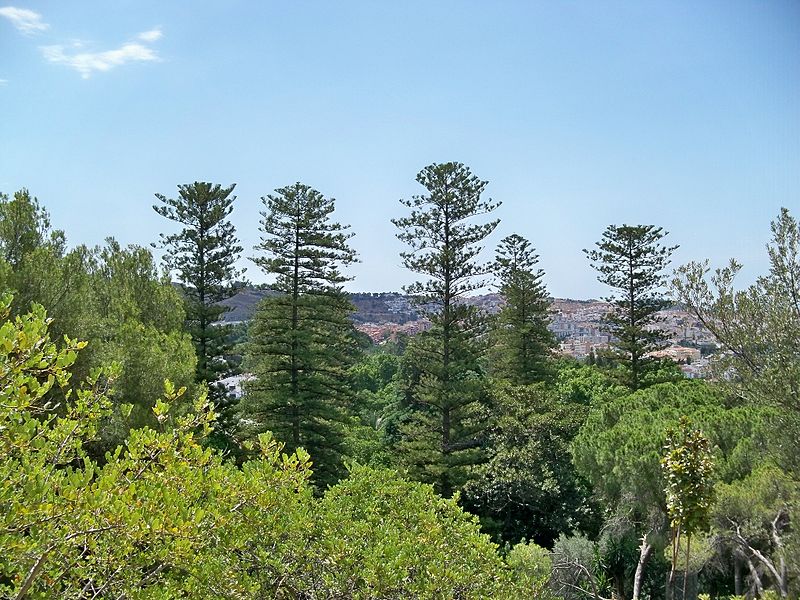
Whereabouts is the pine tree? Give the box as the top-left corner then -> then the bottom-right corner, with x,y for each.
0,189 -> 81,333
491,234 -> 555,385
584,224 -> 678,390
0,189 -> 56,269
153,182 -> 244,417
240,182 -> 358,488
391,162 -> 500,497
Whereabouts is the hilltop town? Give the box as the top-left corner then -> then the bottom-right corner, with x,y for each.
222,288 -> 718,377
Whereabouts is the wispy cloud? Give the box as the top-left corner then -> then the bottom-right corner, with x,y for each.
0,78 -> 8,85
0,5 -> 48,34
3,7 -> 164,80
138,28 -> 162,43
42,41 -> 159,79
41,28 -> 163,79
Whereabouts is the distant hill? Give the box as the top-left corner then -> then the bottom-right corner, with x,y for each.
219,287 -> 277,322
218,287 -> 715,370
219,287 -> 511,324
220,288 -> 422,324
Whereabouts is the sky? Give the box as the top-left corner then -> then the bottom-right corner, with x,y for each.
1,1 -> 798,298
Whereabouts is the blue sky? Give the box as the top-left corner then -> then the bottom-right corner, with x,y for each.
1,1 -> 798,298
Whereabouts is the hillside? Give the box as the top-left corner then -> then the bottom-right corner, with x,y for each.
221,287 -> 716,374
220,289 -> 421,324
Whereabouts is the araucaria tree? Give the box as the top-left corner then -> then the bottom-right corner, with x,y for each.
240,183 -> 358,488
153,183 -> 243,410
584,224 -> 677,390
392,161 -> 500,497
491,234 -> 554,384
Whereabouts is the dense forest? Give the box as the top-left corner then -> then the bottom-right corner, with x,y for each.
1,162 -> 797,599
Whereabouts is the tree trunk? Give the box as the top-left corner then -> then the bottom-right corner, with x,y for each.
632,534 -> 654,600
736,516 -> 789,598
734,552 -> 742,597
290,222 -> 300,446
771,510 -> 789,598
683,534 -> 691,600
744,554 -> 764,598
666,525 -> 681,600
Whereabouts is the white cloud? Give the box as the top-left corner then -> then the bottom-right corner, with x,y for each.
41,42 -> 159,79
0,6 -> 48,34
138,28 -> 162,43
0,78 -> 7,85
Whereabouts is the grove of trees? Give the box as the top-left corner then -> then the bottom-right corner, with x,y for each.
0,173 -> 796,599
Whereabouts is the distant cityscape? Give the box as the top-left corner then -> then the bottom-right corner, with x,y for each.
222,289 -> 719,378
548,298 -> 717,378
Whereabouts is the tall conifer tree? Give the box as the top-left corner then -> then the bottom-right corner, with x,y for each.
240,182 -> 358,488
392,162 -> 500,497
153,182 -> 243,413
584,224 -> 677,390
491,234 -> 554,385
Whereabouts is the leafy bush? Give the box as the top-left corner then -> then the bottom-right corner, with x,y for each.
507,539 -> 553,596
0,296 -> 526,598
306,464 -> 519,598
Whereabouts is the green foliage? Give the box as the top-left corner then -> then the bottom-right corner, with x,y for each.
662,417 -> 716,538
0,295 -> 229,597
490,233 -> 555,384
555,359 -> 627,405
662,417 -> 715,599
3,187 -> 795,599
241,182 -> 359,488
662,533 -> 715,574
551,533 -> 605,600
584,224 -> 678,390
344,349 -> 401,467
712,464 -> 798,597
88,320 -> 196,453
88,237 -> 186,331
392,162 -> 500,309
574,381 -> 769,514
573,381 -> 771,600
0,190 -> 90,341
1,297 -> 526,598
0,192 -> 196,457
464,382 -> 598,547
674,207 -> 800,471
308,464 -> 521,598
506,540 -> 553,597
153,182 -> 244,408
392,161 -> 499,497
350,349 -> 400,395
394,329 -> 489,496
252,182 -> 357,288
671,208 -> 800,600
596,527 -> 644,599
0,189 -> 57,268
80,239 -> 196,453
